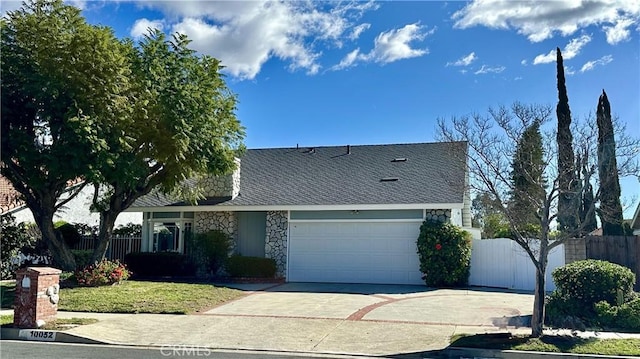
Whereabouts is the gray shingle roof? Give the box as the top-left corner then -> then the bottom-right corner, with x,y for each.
131,141 -> 468,209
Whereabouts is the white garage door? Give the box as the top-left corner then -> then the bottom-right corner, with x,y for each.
288,221 -> 423,285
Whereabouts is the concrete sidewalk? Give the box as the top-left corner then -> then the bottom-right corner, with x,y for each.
3,283 -> 639,358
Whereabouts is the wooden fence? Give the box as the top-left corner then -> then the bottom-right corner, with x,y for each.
586,235 -> 640,291
75,235 -> 142,263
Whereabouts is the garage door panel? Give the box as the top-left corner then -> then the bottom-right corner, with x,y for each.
288,221 -> 423,285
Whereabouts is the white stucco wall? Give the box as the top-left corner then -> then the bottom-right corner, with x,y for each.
5,184 -> 142,227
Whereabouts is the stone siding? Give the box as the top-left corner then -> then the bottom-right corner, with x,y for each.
198,159 -> 241,199
194,211 -> 238,252
265,211 -> 288,276
425,209 -> 451,223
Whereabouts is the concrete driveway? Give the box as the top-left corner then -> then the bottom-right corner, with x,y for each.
205,283 -> 534,328
63,283 -> 535,357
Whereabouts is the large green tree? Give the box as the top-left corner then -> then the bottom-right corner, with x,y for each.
89,30 -> 244,263
509,120 -> 545,236
1,0 -> 130,270
555,48 -> 579,233
596,90 -> 624,235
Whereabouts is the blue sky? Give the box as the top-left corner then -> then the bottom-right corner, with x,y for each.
3,0 -> 639,217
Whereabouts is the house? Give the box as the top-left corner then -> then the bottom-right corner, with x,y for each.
126,142 -> 475,285
1,175 -> 141,227
632,201 -> 640,236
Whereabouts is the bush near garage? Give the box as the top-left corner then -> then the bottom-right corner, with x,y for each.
546,259 -> 637,329
124,252 -> 196,277
225,255 -> 277,278
416,219 -> 472,287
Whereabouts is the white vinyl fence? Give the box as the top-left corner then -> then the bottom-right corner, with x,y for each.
469,238 -> 565,291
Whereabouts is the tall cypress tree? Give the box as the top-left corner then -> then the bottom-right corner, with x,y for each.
577,152 -> 598,234
596,90 -> 624,235
556,47 -> 579,233
510,120 -> 546,236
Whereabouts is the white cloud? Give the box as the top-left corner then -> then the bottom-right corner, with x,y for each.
604,18 -> 635,44
331,48 -> 362,71
521,59 -> 528,66
580,55 -> 613,72
474,65 -> 505,75
364,23 -> 430,63
533,34 -> 591,65
137,1 -> 379,80
452,1 -> 640,44
565,66 -> 576,76
349,23 -> 371,40
330,23 -> 431,70
446,52 -> 477,67
131,18 -> 164,39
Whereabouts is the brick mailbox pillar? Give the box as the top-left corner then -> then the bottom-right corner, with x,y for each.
13,267 -> 62,328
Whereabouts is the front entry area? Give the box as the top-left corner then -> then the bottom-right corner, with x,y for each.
287,221 -> 423,285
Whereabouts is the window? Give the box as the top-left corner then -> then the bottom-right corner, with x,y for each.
148,212 -> 193,254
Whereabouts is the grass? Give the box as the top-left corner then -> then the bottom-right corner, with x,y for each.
1,314 -> 98,330
59,280 -> 243,314
1,280 -> 244,314
450,333 -> 640,356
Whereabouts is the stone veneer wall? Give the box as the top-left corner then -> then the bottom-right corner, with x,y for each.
194,211 -> 238,252
265,211 -> 288,276
425,209 -> 451,223
198,159 -> 241,198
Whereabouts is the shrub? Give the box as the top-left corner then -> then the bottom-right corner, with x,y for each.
113,223 -> 142,236
416,219 -> 472,287
124,252 -> 196,277
595,298 -> 640,332
547,259 -> 637,329
551,259 -> 635,316
75,259 -> 130,286
1,215 -> 41,279
225,255 -> 277,278
71,250 -> 94,270
54,221 -> 82,248
188,230 -> 231,276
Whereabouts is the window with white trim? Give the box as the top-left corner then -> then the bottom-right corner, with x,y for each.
148,212 -> 193,254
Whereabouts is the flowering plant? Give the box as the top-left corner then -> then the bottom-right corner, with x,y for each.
75,259 -> 131,286
416,219 -> 471,287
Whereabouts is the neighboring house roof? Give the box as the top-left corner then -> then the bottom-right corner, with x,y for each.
131,141 -> 468,210
0,175 -> 23,214
0,174 -> 85,215
632,201 -> 640,230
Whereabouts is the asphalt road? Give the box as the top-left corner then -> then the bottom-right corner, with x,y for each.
0,341 -> 436,359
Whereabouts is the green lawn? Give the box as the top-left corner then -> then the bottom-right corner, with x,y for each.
1,280 -> 244,314
451,333 -> 640,356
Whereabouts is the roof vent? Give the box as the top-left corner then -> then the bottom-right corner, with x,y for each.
391,158 -> 407,162
380,177 -> 399,182
305,147 -> 315,154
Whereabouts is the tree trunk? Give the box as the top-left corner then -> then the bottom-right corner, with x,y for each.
531,243 -> 549,337
91,210 -> 118,263
31,209 -> 76,272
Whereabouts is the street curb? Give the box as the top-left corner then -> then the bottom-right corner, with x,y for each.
441,347 -> 639,359
0,327 -> 107,345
